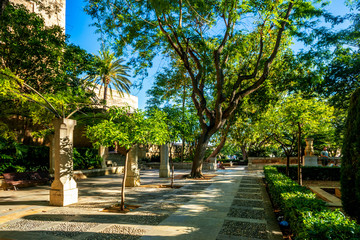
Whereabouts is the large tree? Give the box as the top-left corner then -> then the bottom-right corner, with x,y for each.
85,0 -> 325,177
87,47 -> 132,104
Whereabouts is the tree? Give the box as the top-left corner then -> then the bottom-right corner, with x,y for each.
0,3 -> 94,93
341,87 -> 360,223
86,107 -> 169,210
146,61 -> 200,161
85,0 -> 325,177
87,47 -> 131,104
0,3 -> 96,143
265,94 -> 334,178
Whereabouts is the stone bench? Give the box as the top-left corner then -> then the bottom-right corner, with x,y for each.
2,171 -> 50,190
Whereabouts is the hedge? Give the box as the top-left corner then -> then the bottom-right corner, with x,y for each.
264,166 -> 360,239
275,165 -> 340,181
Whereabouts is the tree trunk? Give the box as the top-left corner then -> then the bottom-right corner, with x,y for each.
206,135 -> 227,162
120,151 -> 129,211
297,123 -> 302,185
170,144 -> 175,188
286,155 -> 290,177
190,131 -> 211,178
181,139 -> 185,162
240,145 -> 248,162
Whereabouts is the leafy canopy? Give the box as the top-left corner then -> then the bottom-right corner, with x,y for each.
86,107 -> 170,150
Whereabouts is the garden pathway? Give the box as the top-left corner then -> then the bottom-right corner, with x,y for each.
0,166 -> 282,240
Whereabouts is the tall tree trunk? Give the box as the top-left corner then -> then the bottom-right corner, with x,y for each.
170,144 -> 175,188
206,135 -> 227,162
120,150 -> 129,211
181,139 -> 185,162
297,123 -> 302,185
286,155 -> 290,177
190,131 -> 211,178
103,85 -> 108,105
240,145 -> 248,161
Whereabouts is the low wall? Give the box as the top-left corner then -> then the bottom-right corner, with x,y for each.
248,157 -> 298,170
248,156 -> 342,170
142,162 -> 216,170
73,166 -> 124,180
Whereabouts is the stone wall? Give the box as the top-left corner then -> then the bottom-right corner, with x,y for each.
248,157 -> 299,170
10,0 -> 66,30
94,85 -> 138,111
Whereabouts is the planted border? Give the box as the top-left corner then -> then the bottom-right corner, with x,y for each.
264,166 -> 360,239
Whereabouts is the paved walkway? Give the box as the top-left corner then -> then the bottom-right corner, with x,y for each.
0,166 -> 282,240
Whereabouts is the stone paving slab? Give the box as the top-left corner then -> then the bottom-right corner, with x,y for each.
0,167 -> 282,240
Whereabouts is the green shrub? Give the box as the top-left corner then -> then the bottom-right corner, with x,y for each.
341,88 -> 360,223
73,147 -> 102,170
276,165 -> 340,181
264,166 -> 360,239
0,137 -> 49,174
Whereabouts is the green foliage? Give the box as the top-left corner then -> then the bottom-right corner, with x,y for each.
0,3 -> 94,93
86,46 -> 131,102
276,165 -> 341,181
265,166 -> 360,239
341,87 -> 360,223
0,137 -> 49,174
73,148 -> 102,170
86,107 -> 170,151
85,0 -> 326,175
265,93 -> 335,158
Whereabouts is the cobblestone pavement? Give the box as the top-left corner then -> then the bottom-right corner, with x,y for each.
0,167 -> 282,240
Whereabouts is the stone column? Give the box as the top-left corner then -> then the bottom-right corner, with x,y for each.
99,146 -> 109,168
125,145 -> 141,187
49,134 -> 55,174
207,157 -> 217,170
50,118 -> 78,206
159,144 -> 170,178
303,138 -> 318,166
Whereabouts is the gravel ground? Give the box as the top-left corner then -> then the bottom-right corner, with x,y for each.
235,193 -> 262,200
219,220 -> 268,239
237,188 -> 261,193
232,199 -> 264,208
85,225 -> 145,240
45,222 -> 98,238
0,219 -> 47,230
227,207 -> 265,219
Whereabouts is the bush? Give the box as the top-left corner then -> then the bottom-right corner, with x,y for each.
73,147 -> 102,170
341,88 -> 360,223
264,166 -> 360,239
276,165 -> 340,181
0,137 -> 49,174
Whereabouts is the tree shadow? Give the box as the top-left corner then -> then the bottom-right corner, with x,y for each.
0,200 -> 48,206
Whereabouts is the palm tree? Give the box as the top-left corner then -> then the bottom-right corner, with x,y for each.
88,47 -> 131,105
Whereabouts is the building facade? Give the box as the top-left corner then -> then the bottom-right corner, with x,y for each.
10,0 -> 65,30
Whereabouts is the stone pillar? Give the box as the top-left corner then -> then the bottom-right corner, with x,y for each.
99,146 -> 108,168
49,134 -> 55,174
50,118 -> 78,206
208,157 -> 217,170
159,144 -> 170,178
303,138 -> 318,166
125,145 -> 141,187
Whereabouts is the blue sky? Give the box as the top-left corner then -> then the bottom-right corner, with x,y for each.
65,0 -> 350,109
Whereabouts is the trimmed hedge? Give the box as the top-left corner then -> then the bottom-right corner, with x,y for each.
264,166 -> 360,239
275,165 -> 340,181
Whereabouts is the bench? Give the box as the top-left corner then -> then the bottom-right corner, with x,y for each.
2,171 -> 50,190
